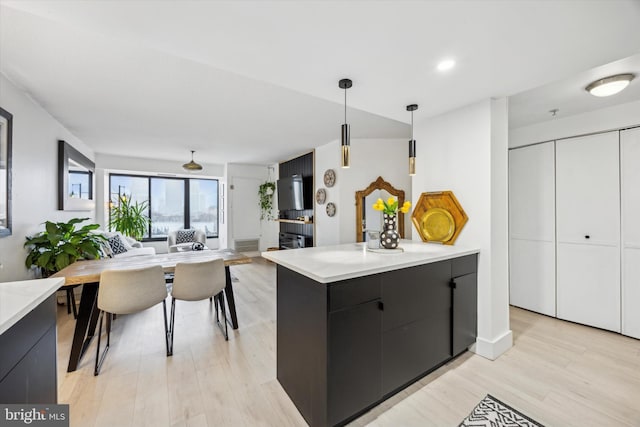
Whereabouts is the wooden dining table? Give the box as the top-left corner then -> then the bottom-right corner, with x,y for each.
52,249 -> 252,372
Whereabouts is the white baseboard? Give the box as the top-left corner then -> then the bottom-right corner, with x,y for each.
470,329 -> 513,360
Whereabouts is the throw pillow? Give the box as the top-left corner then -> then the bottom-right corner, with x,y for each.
175,229 -> 196,244
108,235 -> 129,255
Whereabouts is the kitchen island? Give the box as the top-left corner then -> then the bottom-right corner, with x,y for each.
0,278 -> 63,403
262,241 -> 479,427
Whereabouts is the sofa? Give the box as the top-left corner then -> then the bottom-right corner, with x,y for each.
100,231 -> 156,258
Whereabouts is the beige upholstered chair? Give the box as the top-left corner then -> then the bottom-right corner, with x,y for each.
167,229 -> 207,253
168,259 -> 228,355
95,265 -> 169,375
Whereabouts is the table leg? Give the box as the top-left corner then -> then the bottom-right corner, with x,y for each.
224,266 -> 239,330
67,282 -> 99,372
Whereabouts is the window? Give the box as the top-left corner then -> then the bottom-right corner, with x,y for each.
109,174 -> 219,240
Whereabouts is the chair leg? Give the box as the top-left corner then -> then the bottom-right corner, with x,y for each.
94,311 -> 111,376
215,292 -> 228,341
165,299 -> 174,357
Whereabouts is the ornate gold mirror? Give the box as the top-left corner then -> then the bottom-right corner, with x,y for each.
355,176 -> 405,242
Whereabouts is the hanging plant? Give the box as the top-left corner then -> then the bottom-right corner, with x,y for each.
259,181 -> 276,220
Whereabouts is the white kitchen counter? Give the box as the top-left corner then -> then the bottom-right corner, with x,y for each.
262,241 -> 479,283
0,278 -> 64,335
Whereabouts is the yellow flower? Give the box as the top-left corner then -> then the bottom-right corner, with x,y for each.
400,206 -> 410,213
373,202 -> 384,211
387,196 -> 395,205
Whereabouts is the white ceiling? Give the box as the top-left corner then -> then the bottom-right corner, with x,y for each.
510,53 -> 640,128
1,1 -> 640,165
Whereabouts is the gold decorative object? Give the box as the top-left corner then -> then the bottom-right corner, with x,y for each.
421,208 -> 455,242
412,191 -> 468,245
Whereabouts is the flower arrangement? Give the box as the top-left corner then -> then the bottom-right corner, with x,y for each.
373,197 -> 411,215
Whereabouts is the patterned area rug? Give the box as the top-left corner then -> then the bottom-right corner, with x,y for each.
459,395 -> 544,427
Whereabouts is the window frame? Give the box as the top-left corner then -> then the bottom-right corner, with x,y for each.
108,173 -> 219,241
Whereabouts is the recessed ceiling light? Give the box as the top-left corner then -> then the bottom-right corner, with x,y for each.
437,59 -> 455,72
585,73 -> 635,97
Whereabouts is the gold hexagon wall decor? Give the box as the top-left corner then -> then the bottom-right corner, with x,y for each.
411,191 -> 468,245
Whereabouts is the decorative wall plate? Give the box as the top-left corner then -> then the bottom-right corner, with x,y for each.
316,188 -> 327,205
421,208 -> 455,242
411,191 -> 468,245
324,169 -> 336,187
326,202 -> 336,217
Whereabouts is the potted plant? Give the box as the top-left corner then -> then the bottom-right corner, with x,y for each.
109,196 -> 151,241
24,218 -> 105,277
259,181 -> 276,220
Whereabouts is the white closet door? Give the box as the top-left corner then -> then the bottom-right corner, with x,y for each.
556,132 -> 620,245
621,127 -> 640,339
556,131 -> 620,332
509,142 -> 556,316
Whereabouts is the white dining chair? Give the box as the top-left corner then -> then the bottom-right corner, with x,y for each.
168,259 -> 228,355
94,265 -> 169,375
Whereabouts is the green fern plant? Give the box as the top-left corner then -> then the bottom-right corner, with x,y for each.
109,196 -> 151,241
24,218 -> 105,276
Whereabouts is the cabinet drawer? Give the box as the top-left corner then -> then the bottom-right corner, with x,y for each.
451,254 -> 477,277
329,275 -> 381,312
0,295 -> 56,381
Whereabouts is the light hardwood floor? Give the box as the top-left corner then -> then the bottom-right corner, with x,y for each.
56,257 -> 640,427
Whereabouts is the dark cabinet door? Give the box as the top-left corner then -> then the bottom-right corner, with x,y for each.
328,299 -> 382,426
452,273 -> 477,356
381,261 -> 451,332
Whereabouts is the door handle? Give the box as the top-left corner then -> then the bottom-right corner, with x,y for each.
585,235 -> 590,239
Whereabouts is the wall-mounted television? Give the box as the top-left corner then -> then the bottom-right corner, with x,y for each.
277,175 -> 312,211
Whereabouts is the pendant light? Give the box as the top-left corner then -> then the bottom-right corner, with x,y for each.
407,104 -> 418,176
339,78 -> 352,168
182,150 -> 203,172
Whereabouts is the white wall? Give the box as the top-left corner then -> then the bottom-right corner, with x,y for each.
0,74 -> 95,281
226,163 -> 279,252
315,138 -> 411,247
510,99 -> 640,148
412,98 -> 512,360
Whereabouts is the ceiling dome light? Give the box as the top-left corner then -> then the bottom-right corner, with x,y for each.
585,73 -> 635,97
437,59 -> 455,72
182,150 -> 203,172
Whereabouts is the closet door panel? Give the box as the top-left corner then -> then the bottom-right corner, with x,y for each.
622,248 -> 640,339
556,132 -> 619,246
509,142 -> 555,315
509,239 -> 556,316
509,142 -> 555,240
621,127 -> 640,338
557,243 -> 620,332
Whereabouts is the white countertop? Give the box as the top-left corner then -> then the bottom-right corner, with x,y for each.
0,278 -> 64,335
262,241 -> 479,283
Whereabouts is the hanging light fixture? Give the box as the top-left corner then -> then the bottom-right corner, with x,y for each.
407,104 -> 418,176
339,78 -> 353,168
585,73 -> 635,97
182,150 -> 203,172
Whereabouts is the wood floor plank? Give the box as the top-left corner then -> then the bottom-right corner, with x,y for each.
55,257 -> 640,427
